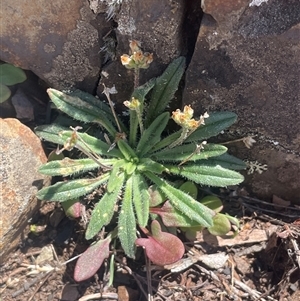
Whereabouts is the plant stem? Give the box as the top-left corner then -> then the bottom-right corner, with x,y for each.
102,85 -> 123,134
178,141 -> 207,166
134,68 -> 140,89
221,137 -> 245,145
169,128 -> 189,148
136,106 -> 144,135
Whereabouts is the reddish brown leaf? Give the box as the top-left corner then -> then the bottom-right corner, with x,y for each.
74,237 -> 111,282
136,220 -> 184,266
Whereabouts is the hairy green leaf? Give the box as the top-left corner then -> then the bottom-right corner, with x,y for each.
132,173 -> 150,227
35,124 -> 69,145
124,161 -> 137,175
144,172 -> 214,227
129,79 -> 156,146
145,57 -> 185,126
118,177 -> 137,258
86,172 -> 125,239
137,158 -> 168,174
36,125 -> 122,158
167,164 -> 244,187
47,89 -> 117,136
117,139 -> 138,161
36,173 -> 110,202
69,90 -> 112,115
186,112 -> 237,142
201,153 -> 247,170
107,159 -> 126,192
137,112 -> 170,156
152,143 -> 227,162
39,158 -> 116,177
151,112 -> 237,153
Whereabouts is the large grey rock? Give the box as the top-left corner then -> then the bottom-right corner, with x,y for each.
0,119 -> 50,263
183,0 -> 300,203
0,0 -> 110,93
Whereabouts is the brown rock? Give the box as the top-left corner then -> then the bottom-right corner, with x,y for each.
183,0 -> 300,203
0,1 -> 109,93
0,118 -> 50,263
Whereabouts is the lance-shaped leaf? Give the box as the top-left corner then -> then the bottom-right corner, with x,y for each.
132,173 -> 149,227
107,159 -> 126,193
74,236 -> 111,282
69,90 -> 112,116
39,158 -> 115,177
137,112 -> 170,157
35,124 -> 69,145
136,220 -> 185,266
145,57 -> 185,126
144,172 -> 214,227
36,173 -> 110,202
129,79 -> 156,146
200,153 -> 247,170
152,143 -> 227,162
68,89 -> 127,133
185,112 -> 237,143
117,139 -> 138,162
86,172 -> 125,239
118,177 -> 137,258
47,88 -> 117,137
150,112 -> 237,153
167,164 -> 244,187
35,125 -> 122,158
137,158 -> 168,174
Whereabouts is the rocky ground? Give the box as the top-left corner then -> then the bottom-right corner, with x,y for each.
1,188 -> 299,301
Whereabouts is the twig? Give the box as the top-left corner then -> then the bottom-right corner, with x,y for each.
28,272 -> 51,301
194,264 -> 220,282
233,279 -> 262,299
240,196 -> 300,211
145,251 -> 153,301
238,201 -> 299,218
12,272 -> 47,297
78,292 -> 118,301
233,279 -> 277,301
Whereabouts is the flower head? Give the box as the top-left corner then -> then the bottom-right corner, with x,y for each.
172,105 -> 209,130
123,97 -> 141,110
121,40 -> 153,70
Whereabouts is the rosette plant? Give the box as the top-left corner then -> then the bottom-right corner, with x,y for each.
36,41 -> 245,281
